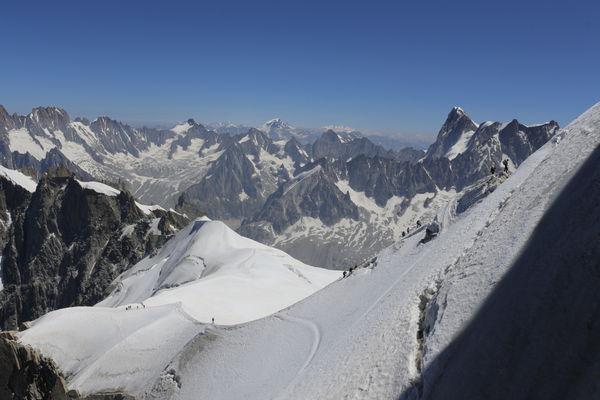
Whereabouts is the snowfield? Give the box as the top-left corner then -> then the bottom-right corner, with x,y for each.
0,165 -> 38,193
98,217 -> 340,324
16,102 -> 600,399
18,217 -> 340,397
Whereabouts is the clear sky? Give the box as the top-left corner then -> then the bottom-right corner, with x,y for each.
1,0 -> 599,140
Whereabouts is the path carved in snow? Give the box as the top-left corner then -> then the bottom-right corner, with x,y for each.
149,103 -> 600,400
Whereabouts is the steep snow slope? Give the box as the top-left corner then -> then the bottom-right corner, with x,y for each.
0,165 -> 37,192
142,102 -> 600,400
409,104 -> 600,400
99,217 -> 340,324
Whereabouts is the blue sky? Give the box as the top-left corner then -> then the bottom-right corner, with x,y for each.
1,0 -> 599,140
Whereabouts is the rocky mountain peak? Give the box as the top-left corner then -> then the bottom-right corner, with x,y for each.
321,129 -> 342,142
264,118 -> 289,129
426,107 -> 479,160
28,106 -> 70,132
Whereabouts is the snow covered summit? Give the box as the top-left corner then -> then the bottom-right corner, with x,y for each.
98,217 -> 340,324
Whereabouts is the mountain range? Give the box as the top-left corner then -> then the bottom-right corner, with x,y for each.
1,100 -> 596,400
0,105 -> 558,269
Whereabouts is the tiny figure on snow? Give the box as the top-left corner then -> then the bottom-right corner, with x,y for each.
407,227 -> 410,234
343,271 -> 347,278
211,317 -> 215,324
416,220 -> 421,228
490,166 -> 496,175
503,159 -> 509,173
402,231 -> 406,237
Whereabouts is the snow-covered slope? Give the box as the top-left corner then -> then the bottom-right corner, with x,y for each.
17,217 -> 339,396
12,102 -> 595,399
18,304 -> 203,396
98,217 -> 340,324
0,165 -> 37,193
134,102 -> 598,399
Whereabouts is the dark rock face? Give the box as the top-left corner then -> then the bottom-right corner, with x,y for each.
247,165 -> 359,233
168,122 -> 220,159
346,156 -> 437,206
0,331 -> 68,400
498,119 -> 559,165
0,177 -> 188,330
176,144 -> 264,221
89,117 -> 150,157
38,149 -> 94,181
425,107 -> 479,160
395,147 -> 425,164
312,130 -> 394,161
0,176 -> 32,249
241,107 -> 559,268
284,137 -> 311,167
424,109 -> 558,191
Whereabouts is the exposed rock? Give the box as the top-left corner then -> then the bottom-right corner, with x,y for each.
0,177 -> 188,330
0,331 -> 68,400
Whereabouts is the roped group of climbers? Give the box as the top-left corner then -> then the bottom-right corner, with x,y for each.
343,266 -> 356,278
401,218 -> 423,238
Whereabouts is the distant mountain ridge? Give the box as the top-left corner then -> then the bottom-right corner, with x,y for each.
0,104 -> 558,268
240,108 -> 558,267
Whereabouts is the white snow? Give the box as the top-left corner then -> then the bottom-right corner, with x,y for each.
0,165 -> 38,192
283,165 -> 322,195
19,304 -> 203,396
18,217 -> 339,396
171,122 -> 193,135
135,201 -> 165,215
137,102 -> 597,400
75,180 -> 121,196
445,129 -> 475,160
98,218 -> 340,325
15,102 -> 600,400
8,128 -> 54,160
238,190 -> 249,201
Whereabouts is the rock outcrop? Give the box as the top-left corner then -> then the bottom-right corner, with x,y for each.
0,177 -> 188,330
0,331 -> 68,400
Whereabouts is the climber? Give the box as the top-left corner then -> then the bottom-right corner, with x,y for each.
503,159 -> 509,173
416,220 -> 421,228
402,231 -> 406,237
343,271 -> 347,278
490,166 -> 496,175
211,317 -> 215,324
407,227 -> 410,234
